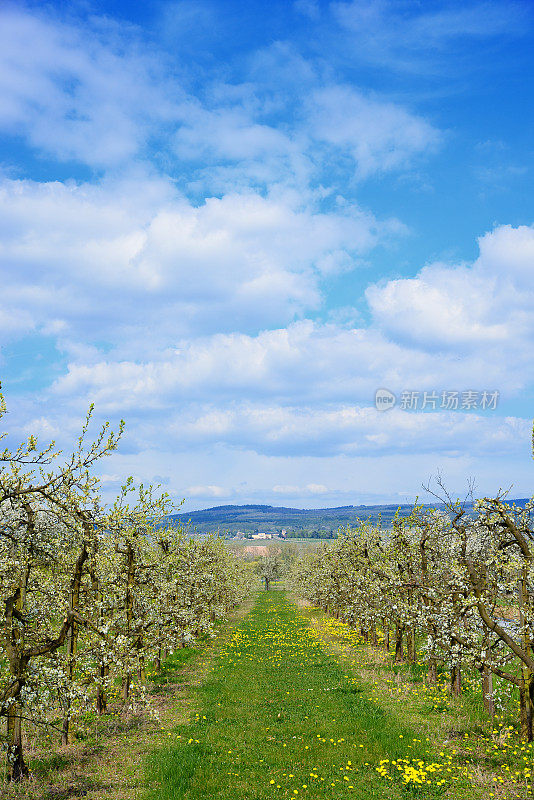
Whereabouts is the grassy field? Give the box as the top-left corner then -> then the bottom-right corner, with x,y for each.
302,604 -> 533,799
145,589 -> 421,799
143,591 -> 532,800
4,590 -> 532,799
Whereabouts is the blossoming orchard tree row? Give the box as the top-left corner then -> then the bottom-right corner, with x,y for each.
0,391 -> 252,781
290,494 -> 534,742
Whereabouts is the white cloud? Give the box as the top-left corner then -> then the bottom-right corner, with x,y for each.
4,401 -> 527,510
307,483 -> 329,494
173,78 -> 439,189
174,104 -> 296,162
273,483 -> 329,494
0,4 -> 532,509
366,265 -> 505,347
50,317 -> 514,413
49,222 -> 534,412
0,175 -> 394,348
0,306 -> 35,337
22,392 -> 525,461
91,443 -> 534,512
0,8 -> 180,167
331,0 -> 531,74
308,86 -> 440,177
187,484 -> 230,498
0,5 -> 441,189
167,404 -> 528,458
477,224 -> 534,286
366,224 -> 534,355
32,222 -> 533,472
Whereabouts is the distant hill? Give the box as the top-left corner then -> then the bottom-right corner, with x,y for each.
165,500 -> 530,537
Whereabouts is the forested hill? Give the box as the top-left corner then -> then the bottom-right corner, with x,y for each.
166,500 -> 530,537
169,503 -> 405,533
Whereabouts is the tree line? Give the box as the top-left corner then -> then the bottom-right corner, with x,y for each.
0,392 -> 251,781
291,487 -> 534,741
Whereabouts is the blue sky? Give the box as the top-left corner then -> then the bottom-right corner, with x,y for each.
0,0 -> 533,510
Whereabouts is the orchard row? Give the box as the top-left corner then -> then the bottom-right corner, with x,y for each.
291,493 -> 534,742
0,395 -> 253,781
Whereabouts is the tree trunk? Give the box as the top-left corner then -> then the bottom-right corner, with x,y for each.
518,570 -> 534,741
96,664 -> 108,715
394,624 -> 404,663
519,677 -> 534,742
6,547 -> 31,778
90,566 -> 108,715
383,620 -> 390,652
61,715 -> 71,747
482,665 -> 494,717
427,658 -> 438,685
3,539 -> 87,778
265,578 -> 270,591
136,635 -> 146,684
123,543 -> 135,700
450,663 -> 461,697
62,569 -> 82,745
155,648 -> 162,674
406,627 -> 416,662
369,624 -> 378,646
7,704 -> 28,781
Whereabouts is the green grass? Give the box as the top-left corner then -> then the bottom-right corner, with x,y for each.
143,591 -> 452,799
149,647 -> 200,688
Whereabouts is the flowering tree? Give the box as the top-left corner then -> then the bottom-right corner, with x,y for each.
0,394 -> 124,779
0,390 -> 253,781
446,496 -> 534,739
291,493 -> 534,742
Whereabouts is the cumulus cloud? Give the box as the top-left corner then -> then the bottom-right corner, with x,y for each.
366,265 -> 504,348
45,223 -> 534,417
82,433 -> 531,512
49,319 -> 513,413
0,7 -> 180,167
173,77 -> 439,190
366,224 -> 534,355
161,404 -> 528,458
0,174 -> 396,347
0,5 -> 441,193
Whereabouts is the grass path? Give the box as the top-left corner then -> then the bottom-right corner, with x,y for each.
144,591 -> 455,800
